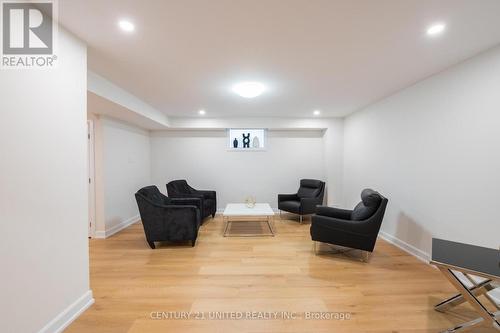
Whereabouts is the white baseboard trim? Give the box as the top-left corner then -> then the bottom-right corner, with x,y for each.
378,231 -> 430,263
379,232 -> 500,306
94,215 -> 140,239
38,290 -> 94,333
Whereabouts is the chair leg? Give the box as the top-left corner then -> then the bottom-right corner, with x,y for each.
299,215 -> 303,224
314,241 -> 320,255
148,241 -> 155,249
191,239 -> 196,247
212,213 -> 215,218
313,243 -> 371,262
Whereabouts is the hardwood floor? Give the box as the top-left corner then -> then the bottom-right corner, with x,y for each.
66,215 -> 497,332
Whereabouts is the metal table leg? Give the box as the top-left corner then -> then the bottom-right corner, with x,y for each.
223,216 -> 275,237
266,215 -> 275,236
223,217 -> 230,237
438,267 -> 500,332
463,274 -> 500,311
435,277 -> 494,312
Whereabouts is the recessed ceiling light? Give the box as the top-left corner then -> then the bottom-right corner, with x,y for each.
198,109 -> 206,115
118,20 -> 135,32
232,82 -> 266,98
427,23 -> 445,36
313,110 -> 321,116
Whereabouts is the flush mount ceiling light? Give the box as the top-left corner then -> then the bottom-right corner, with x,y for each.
118,20 -> 135,32
313,110 -> 321,116
427,23 -> 446,36
198,109 -> 206,115
232,82 -> 266,98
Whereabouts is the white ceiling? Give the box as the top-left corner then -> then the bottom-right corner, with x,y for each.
59,0 -> 500,118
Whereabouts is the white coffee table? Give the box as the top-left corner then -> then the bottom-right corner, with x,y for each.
222,203 -> 275,237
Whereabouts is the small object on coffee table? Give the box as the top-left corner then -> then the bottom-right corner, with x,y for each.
245,196 -> 256,208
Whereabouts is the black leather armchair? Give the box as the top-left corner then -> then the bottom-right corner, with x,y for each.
135,186 -> 201,249
310,189 -> 388,255
166,180 -> 217,221
278,179 -> 325,223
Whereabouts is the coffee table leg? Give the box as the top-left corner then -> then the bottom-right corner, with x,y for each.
267,215 -> 275,236
222,214 -> 276,237
223,217 -> 231,237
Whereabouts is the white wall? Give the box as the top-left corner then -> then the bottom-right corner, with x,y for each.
322,119 -> 344,207
343,45 -> 500,259
98,117 -> 151,235
0,29 -> 92,333
151,130 -> 326,210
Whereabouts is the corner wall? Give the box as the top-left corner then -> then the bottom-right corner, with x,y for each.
323,119 -> 344,207
342,45 -> 500,259
90,116 -> 151,237
0,29 -> 92,333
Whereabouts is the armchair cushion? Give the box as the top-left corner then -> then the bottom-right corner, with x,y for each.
278,200 -> 301,214
351,202 -> 377,221
361,189 -> 382,207
351,189 -> 382,221
168,179 -> 192,194
137,185 -> 168,205
297,179 -> 323,198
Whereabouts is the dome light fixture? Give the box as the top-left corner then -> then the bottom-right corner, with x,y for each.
427,23 -> 446,36
118,20 -> 135,32
232,82 -> 266,98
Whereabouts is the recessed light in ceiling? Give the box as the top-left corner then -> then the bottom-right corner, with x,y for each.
232,82 -> 266,98
198,109 -> 206,115
427,23 -> 445,36
118,20 -> 135,32
313,110 -> 321,116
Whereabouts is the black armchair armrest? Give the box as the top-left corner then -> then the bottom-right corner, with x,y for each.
300,197 -> 322,214
196,190 -> 217,216
170,192 -> 204,200
278,193 -> 299,202
196,190 -> 216,200
316,206 -> 353,220
141,201 -> 201,231
161,204 -> 201,232
312,215 -> 368,234
169,197 -> 202,211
